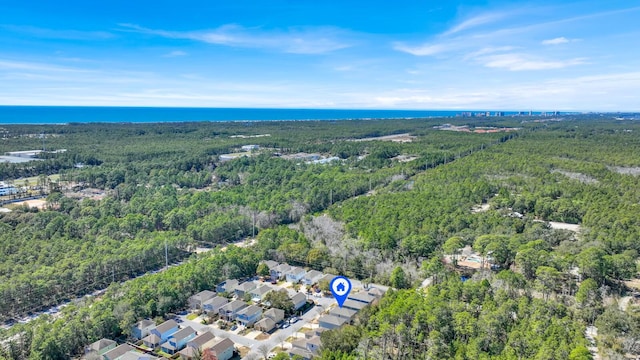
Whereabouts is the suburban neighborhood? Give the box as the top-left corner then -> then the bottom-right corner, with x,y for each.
83,261 -> 388,360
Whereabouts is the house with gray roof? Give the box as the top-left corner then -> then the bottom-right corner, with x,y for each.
318,314 -> 347,330
150,319 -> 179,342
286,267 -> 307,283
85,338 -> 116,356
236,305 -> 262,327
202,296 -> 228,315
216,279 -> 239,294
263,308 -> 285,323
290,292 -> 307,310
103,344 -> 134,360
119,352 -> 160,360
209,338 -> 235,360
254,317 -> 277,333
347,291 -> 376,305
218,300 -> 248,321
330,307 -> 357,322
161,326 -> 196,354
302,270 -> 323,285
234,282 -> 257,298
131,319 -> 156,340
250,285 -> 273,302
188,290 -> 217,310
271,263 -> 291,280
342,299 -> 367,311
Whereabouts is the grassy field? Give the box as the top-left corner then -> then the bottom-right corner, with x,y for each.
12,174 -> 60,186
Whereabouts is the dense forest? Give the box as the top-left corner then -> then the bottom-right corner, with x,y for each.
1,116 -> 639,359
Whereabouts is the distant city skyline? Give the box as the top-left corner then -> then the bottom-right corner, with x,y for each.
1,1 -> 639,111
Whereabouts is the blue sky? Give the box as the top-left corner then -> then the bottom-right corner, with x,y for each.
1,0 -> 639,111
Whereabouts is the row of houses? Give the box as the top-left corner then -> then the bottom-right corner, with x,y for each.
289,287 -> 386,360
261,260 -> 329,285
125,319 -> 235,359
188,288 -> 307,331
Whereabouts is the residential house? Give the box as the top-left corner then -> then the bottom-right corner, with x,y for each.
330,307 -> 357,323
342,299 -> 367,312
236,305 -> 262,327
292,335 -> 321,355
209,338 -> 235,360
150,319 -> 179,343
317,273 -> 336,286
234,282 -> 257,298
270,263 -> 291,280
250,285 -> 273,303
262,260 -> 279,270
318,314 -> 347,330
119,352 -> 160,360
254,317 -> 276,333
161,326 -> 196,355
286,267 -> 307,283
103,344 -> 134,360
290,292 -> 307,311
188,290 -> 216,310
179,331 -> 217,360
131,319 -> 156,340
302,270 -> 323,285
202,296 -> 228,315
288,347 -> 313,360
367,287 -> 386,299
141,334 -> 161,349
263,308 -> 285,324
218,300 -> 248,321
216,279 -> 239,294
85,338 -> 116,356
347,291 -> 376,305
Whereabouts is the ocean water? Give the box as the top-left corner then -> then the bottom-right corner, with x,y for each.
0,106 -> 515,124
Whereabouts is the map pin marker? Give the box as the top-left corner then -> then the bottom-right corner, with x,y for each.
330,276 -> 352,308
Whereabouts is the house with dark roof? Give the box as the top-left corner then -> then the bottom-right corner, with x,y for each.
330,307 -> 357,322
290,292 -> 307,311
286,267 -> 307,283
150,319 -> 179,342
209,338 -> 235,360
218,300 -> 248,321
318,314 -> 347,330
342,299 -> 367,311
85,338 -> 116,356
188,290 -> 217,310
236,305 -> 262,327
131,319 -> 156,340
347,291 -> 376,305
202,296 -> 228,315
161,326 -> 196,354
103,344 -> 134,360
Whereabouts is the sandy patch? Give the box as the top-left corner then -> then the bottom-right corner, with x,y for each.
350,133 -> 416,143
551,169 -> 599,184
471,204 -> 491,213
12,199 -> 47,209
548,221 -> 581,232
609,166 -> 640,176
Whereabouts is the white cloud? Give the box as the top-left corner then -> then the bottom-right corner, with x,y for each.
479,53 -> 586,71
444,12 -> 508,35
163,50 -> 188,57
2,25 -> 113,40
393,43 -> 450,56
542,37 -> 570,45
119,23 -> 352,54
